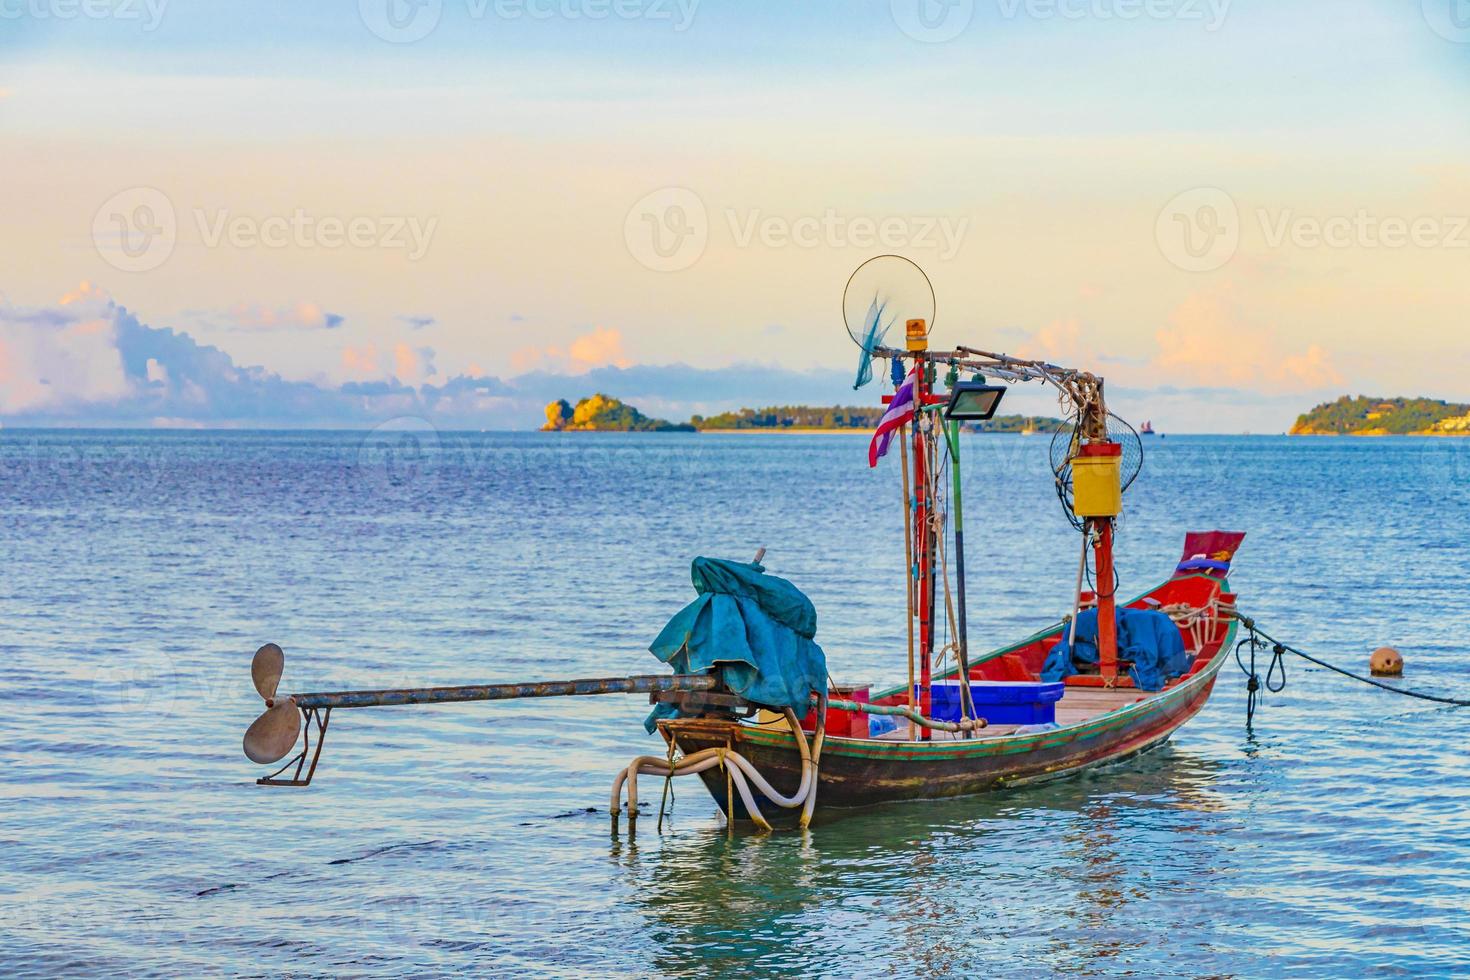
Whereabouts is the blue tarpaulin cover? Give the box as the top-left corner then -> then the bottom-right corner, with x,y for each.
1041,607 -> 1192,692
645,557 -> 828,732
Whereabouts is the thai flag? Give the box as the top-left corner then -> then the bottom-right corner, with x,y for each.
869,368 -> 917,468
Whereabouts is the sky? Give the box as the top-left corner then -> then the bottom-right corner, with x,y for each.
2,0 -> 1468,431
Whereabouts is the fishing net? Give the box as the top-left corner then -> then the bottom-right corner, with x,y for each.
850,295 -> 897,389
1049,411 -> 1144,530
842,255 -> 935,389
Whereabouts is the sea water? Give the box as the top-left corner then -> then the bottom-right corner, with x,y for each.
4,430 -> 1468,977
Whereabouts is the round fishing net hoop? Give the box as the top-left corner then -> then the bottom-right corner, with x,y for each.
1049,412 -> 1144,529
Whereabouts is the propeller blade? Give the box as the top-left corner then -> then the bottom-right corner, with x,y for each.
252,643 -> 285,701
243,698 -> 301,764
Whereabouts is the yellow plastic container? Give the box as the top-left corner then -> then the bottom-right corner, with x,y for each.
1072,450 -> 1122,517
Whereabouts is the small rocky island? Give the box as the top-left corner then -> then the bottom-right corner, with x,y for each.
543,396 -> 1060,433
1291,395 -> 1470,435
542,394 -> 695,432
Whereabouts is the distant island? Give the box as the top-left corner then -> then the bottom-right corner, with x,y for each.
542,394 -> 695,432
1291,396 -> 1470,436
543,395 -> 1061,433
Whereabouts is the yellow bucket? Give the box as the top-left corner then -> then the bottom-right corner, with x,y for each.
1072,446 -> 1122,517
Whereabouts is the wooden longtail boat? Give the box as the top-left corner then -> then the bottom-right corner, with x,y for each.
241,256 -> 1248,833
621,257 -> 1248,825
661,569 -> 1239,821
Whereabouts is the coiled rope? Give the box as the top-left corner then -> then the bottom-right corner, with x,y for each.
1235,616 -> 1470,725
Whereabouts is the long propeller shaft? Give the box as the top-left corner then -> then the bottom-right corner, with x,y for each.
288,673 -> 719,710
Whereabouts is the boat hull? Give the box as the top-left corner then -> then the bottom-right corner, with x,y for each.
660,573 -> 1236,820
665,662 -> 1220,818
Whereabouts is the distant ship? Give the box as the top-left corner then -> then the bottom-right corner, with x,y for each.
1140,420 -> 1157,435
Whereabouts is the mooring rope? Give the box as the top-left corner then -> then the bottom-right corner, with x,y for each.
1235,616 -> 1470,725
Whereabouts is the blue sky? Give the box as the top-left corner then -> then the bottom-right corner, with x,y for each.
3,1 -> 1469,429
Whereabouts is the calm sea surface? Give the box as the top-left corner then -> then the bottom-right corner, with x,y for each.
4,429 -> 1469,977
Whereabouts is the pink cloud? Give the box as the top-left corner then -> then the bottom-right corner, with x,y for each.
339,342 -> 436,384
511,326 -> 632,375
227,302 -> 344,330
0,286 -> 130,413
341,343 -> 381,378
1154,285 -> 1342,391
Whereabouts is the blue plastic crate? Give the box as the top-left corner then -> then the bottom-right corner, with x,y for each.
931,680 -> 1065,725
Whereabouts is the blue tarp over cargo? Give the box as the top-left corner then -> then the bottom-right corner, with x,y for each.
1041,607 -> 1192,692
645,557 -> 827,732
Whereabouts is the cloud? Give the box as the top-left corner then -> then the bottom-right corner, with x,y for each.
511,326 -> 631,374
0,290 -> 863,427
222,302 -> 345,331
393,342 -> 436,383
341,343 -> 381,378
60,281 -> 111,306
340,342 -> 437,384
1,287 -> 354,423
0,291 -> 129,413
399,315 -> 436,330
1007,287 -> 1344,396
0,288 -> 1337,433
1015,318 -> 1094,365
1154,285 -> 1343,391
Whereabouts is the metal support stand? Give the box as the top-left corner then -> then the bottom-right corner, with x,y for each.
258,707 -> 331,786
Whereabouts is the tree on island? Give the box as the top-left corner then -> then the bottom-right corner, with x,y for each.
1291,395 -> 1470,435
544,395 -> 1060,433
541,394 -> 695,432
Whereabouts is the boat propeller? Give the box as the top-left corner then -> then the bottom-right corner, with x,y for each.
243,643 -> 302,764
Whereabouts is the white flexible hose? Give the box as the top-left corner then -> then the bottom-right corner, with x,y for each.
612,710 -> 824,832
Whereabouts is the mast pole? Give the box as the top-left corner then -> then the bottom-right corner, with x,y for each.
947,417 -> 976,724
907,321 -> 935,738
1081,379 -> 1119,681
899,425 -> 916,724
1095,518 -> 1118,680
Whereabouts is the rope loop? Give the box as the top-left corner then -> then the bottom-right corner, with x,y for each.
1235,614 -> 1470,729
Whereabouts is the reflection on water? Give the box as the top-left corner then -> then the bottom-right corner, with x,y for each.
621,746 -> 1245,976
4,431 -> 1469,976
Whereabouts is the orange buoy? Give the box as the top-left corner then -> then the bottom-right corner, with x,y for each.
1370,646 -> 1403,676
